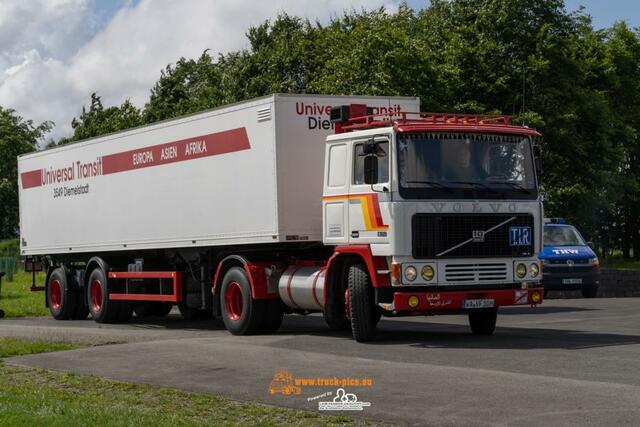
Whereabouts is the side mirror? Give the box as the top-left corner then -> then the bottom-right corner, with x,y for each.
364,156 -> 378,185
363,140 -> 379,155
533,143 -> 542,179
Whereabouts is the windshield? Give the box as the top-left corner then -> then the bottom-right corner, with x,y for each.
544,226 -> 586,246
397,132 -> 537,199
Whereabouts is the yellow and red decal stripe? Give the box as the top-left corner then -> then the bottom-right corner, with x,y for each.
322,193 -> 389,231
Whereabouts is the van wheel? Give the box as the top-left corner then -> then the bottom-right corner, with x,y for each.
87,267 -> 121,323
220,267 -> 265,335
47,268 -> 79,320
347,263 -> 377,342
469,308 -> 498,335
581,285 -> 598,298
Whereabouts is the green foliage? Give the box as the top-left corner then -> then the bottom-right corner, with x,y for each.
58,93 -> 142,144
0,338 -> 79,358
4,1 -> 639,257
0,363 -> 371,426
0,270 -> 49,317
0,239 -> 19,257
0,108 -> 51,239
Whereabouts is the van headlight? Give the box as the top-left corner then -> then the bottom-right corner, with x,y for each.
404,265 -> 417,282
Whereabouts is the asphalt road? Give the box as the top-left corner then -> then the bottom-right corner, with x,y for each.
4,298 -> 640,426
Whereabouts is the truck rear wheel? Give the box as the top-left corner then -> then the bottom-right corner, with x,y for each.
347,263 -> 377,342
468,308 -> 498,335
47,268 -> 79,320
220,267 -> 265,335
87,267 -> 122,324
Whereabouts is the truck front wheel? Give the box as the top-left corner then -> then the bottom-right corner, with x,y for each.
468,308 -> 498,335
220,267 -> 265,335
347,263 -> 377,342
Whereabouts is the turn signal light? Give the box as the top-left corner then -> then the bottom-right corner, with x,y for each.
391,263 -> 401,286
408,295 -> 420,309
531,291 -> 542,304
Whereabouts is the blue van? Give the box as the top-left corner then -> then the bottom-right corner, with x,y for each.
538,219 -> 600,298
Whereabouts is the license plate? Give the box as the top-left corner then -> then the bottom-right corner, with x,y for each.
562,278 -> 582,284
463,299 -> 495,309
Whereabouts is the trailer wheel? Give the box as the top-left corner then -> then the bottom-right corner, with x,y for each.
468,308 -> 498,335
47,268 -> 78,320
347,263 -> 377,342
261,300 -> 284,334
87,267 -> 121,323
220,267 -> 265,335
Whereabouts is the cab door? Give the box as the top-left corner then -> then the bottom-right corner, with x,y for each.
348,136 -> 391,244
322,142 -> 349,244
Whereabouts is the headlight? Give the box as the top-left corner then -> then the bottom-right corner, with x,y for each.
404,265 -> 417,282
515,263 -> 527,279
589,257 -> 599,266
529,263 -> 539,277
421,265 -> 435,281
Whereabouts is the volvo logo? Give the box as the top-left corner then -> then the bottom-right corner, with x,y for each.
566,259 -> 575,267
472,230 -> 485,242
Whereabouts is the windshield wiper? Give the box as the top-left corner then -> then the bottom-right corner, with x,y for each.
486,181 -> 533,194
448,181 -> 499,194
405,180 -> 454,193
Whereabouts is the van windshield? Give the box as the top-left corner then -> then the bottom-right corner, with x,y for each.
396,132 -> 537,200
544,226 -> 586,246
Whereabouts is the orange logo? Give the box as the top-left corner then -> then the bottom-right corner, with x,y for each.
268,368 -> 302,395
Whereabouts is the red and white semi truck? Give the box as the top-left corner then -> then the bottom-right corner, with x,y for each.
18,94 -> 544,342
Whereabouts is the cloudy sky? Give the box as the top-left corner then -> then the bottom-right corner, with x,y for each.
0,0 -> 637,141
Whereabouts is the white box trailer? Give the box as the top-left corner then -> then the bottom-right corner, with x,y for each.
19,94 -> 419,255
19,94 -> 545,342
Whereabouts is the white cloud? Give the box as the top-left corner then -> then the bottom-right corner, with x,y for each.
0,0 -> 399,142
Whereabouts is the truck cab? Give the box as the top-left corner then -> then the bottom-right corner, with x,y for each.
321,107 -> 544,339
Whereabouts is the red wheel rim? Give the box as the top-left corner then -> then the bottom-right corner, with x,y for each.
50,279 -> 62,310
90,279 -> 103,312
225,281 -> 243,321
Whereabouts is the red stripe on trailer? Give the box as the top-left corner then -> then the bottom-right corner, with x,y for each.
21,169 -> 42,189
102,127 -> 251,175
108,271 -> 182,302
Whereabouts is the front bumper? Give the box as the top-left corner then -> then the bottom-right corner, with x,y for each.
379,288 -> 543,313
542,266 -> 600,290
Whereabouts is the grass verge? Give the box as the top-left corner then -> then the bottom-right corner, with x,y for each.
1,270 -> 49,317
0,338 -> 376,426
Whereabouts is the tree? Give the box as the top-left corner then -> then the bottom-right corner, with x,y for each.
60,93 -> 142,144
0,107 -> 51,238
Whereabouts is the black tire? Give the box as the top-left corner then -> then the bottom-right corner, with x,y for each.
87,267 -> 121,324
0,309 -> 5,319
581,285 -> 598,298
261,300 -> 284,333
469,308 -> 498,335
47,267 -> 79,320
220,267 -> 265,335
347,263 -> 377,342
